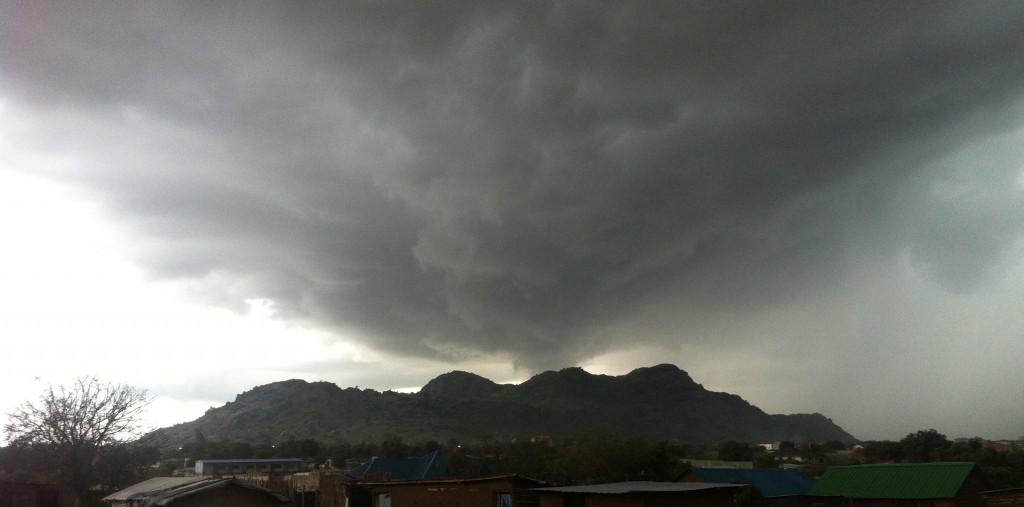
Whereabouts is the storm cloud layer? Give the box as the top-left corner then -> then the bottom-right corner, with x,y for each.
4,2 -> 1024,438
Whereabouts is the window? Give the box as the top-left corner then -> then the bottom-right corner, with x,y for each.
496,491 -> 512,507
376,492 -> 391,507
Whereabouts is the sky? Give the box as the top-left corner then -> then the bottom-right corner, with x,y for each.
1,2 -> 1023,444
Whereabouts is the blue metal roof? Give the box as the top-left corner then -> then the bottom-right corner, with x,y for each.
688,467 -> 815,497
348,450 -> 448,481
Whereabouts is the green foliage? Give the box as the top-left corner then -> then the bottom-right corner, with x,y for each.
500,441 -> 560,480
864,440 -> 906,462
718,440 -> 755,461
511,430 -> 689,485
900,429 -> 951,462
857,430 -> 1024,489
734,484 -> 767,507
379,436 -> 409,458
823,439 -> 847,451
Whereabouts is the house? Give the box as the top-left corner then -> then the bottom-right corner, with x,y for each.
194,458 -> 308,476
103,476 -> 288,507
533,481 -> 744,507
340,474 -> 546,507
679,466 -> 816,498
685,459 -> 754,469
983,487 -> 1024,507
807,462 -> 991,507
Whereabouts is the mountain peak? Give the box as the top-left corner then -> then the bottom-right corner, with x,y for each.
624,363 -> 700,389
150,364 -> 856,446
419,370 -> 504,398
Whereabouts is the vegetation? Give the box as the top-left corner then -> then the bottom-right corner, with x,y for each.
858,429 -> 1024,489
2,374 -> 1020,499
148,365 -> 855,447
1,377 -> 155,507
150,429 -> 692,485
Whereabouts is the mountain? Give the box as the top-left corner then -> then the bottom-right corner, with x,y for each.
149,364 -> 855,447
419,371 -> 507,398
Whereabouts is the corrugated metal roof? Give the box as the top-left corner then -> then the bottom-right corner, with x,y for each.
348,450 -> 448,481
195,458 -> 306,464
102,477 -> 206,501
688,467 -> 815,497
808,462 -> 978,499
103,477 -> 288,505
535,481 -> 744,494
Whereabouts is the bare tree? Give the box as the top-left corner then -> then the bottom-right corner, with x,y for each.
4,376 -> 151,506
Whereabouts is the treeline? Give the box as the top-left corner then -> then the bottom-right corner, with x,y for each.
856,429 -> 1024,488
153,428 -> 1024,488
154,429 -> 693,485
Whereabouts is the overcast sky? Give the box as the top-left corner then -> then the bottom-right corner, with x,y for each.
2,2 -> 1023,443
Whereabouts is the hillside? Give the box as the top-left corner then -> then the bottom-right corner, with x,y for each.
149,364 -> 855,447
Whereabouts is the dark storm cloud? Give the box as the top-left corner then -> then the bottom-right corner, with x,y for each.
4,2 -> 1024,371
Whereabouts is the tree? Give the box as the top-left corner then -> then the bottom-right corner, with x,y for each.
823,439 -> 847,451
718,441 -> 755,461
900,429 -> 951,462
3,377 -> 151,507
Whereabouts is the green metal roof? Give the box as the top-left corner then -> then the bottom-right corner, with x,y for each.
808,462 -> 978,499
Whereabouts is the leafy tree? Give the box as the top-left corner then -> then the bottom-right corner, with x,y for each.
551,430 -> 684,484
3,377 -> 151,507
718,441 -> 755,461
734,484 -> 767,507
864,440 -> 905,462
823,439 -> 847,451
379,436 -> 410,458
900,429 -> 951,462
501,441 -> 559,480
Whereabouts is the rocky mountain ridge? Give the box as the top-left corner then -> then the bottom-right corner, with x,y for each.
151,364 -> 855,447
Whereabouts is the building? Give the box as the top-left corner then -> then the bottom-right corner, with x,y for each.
340,474 -> 546,507
807,462 -> 991,507
0,482 -> 62,507
680,466 -> 816,498
103,477 -> 288,507
685,459 -> 754,469
534,481 -> 743,507
194,458 -> 308,476
346,450 -> 448,481
983,487 -> 1024,507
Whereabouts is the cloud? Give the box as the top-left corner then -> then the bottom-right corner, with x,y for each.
3,2 -> 1024,438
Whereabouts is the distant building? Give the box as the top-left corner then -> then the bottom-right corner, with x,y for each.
194,458 -> 308,476
685,459 -> 754,469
